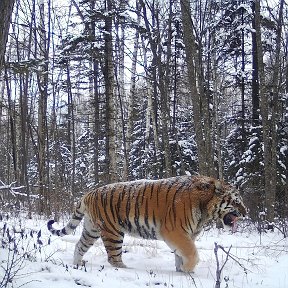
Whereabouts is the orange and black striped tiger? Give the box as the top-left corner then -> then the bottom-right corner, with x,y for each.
47,175 -> 246,272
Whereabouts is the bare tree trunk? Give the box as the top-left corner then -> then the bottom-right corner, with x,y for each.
17,0 -> 35,217
126,0 -> 141,180
104,0 -> 118,183
140,0 -> 172,177
115,0 -> 128,180
240,3 -> 246,148
212,65 -> 223,179
254,0 -> 283,223
5,69 -> 17,182
0,0 -> 15,70
66,62 -> 76,196
92,60 -> 100,185
160,0 -> 173,177
141,34 -> 161,177
171,11 -> 185,176
255,0 -> 271,221
36,0 -> 51,215
89,0 -> 100,186
207,8 -> 223,179
251,1 -> 260,126
180,0 -> 214,176
268,0 -> 284,223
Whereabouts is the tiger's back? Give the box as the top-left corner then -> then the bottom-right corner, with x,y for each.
85,176 -> 216,239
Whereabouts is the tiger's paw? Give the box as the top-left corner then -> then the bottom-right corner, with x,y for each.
175,254 -> 183,272
175,254 -> 199,273
73,260 -> 87,269
176,263 -> 196,273
109,260 -> 127,269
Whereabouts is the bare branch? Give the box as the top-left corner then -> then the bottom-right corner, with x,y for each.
214,242 -> 249,288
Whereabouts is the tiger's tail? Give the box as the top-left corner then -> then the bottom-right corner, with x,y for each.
47,200 -> 85,236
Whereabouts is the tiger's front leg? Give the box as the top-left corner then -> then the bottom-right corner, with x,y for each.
163,230 -> 199,272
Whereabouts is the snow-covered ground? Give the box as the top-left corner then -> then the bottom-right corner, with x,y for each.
1,216 -> 288,288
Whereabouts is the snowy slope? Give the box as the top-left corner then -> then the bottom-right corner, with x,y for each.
1,217 -> 288,288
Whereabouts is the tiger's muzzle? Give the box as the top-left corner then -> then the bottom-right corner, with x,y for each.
223,211 -> 241,227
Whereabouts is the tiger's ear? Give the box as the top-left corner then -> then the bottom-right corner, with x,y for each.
215,180 -> 224,195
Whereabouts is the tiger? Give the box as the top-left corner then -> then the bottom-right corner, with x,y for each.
47,175 -> 246,272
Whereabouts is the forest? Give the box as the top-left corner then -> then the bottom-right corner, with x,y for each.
0,0 -> 287,225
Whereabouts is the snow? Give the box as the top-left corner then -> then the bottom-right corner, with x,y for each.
280,145 -> 287,155
1,217 -> 288,288
79,162 -> 86,169
248,136 -> 259,147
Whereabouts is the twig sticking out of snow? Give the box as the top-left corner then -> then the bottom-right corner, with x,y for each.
214,242 -> 231,288
214,242 -> 248,288
187,272 -> 198,287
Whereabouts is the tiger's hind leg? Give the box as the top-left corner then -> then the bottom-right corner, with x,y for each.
101,230 -> 127,268
73,217 -> 100,266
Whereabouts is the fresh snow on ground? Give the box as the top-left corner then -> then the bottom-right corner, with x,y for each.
1,216 -> 288,288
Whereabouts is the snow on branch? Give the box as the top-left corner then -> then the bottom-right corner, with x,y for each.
0,180 -> 26,197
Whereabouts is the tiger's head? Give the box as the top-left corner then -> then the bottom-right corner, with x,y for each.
211,180 -> 247,229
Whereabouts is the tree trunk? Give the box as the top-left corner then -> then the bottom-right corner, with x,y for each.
126,0 -> 141,180
0,0 -> 15,70
141,34 -> 161,177
36,0 -> 51,215
66,62 -> 76,196
251,1 -> 260,126
139,4 -> 162,177
93,59 -> 100,185
240,3 -> 246,147
5,69 -> 17,182
180,0 -> 214,176
268,0 -> 284,223
104,0 -> 118,183
140,0 -> 172,177
254,0 -> 282,224
160,0 -> 173,177
89,0 -> 100,186
115,0 -> 128,180
16,0 -> 35,218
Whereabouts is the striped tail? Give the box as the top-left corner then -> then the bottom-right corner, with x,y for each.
47,201 -> 85,236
